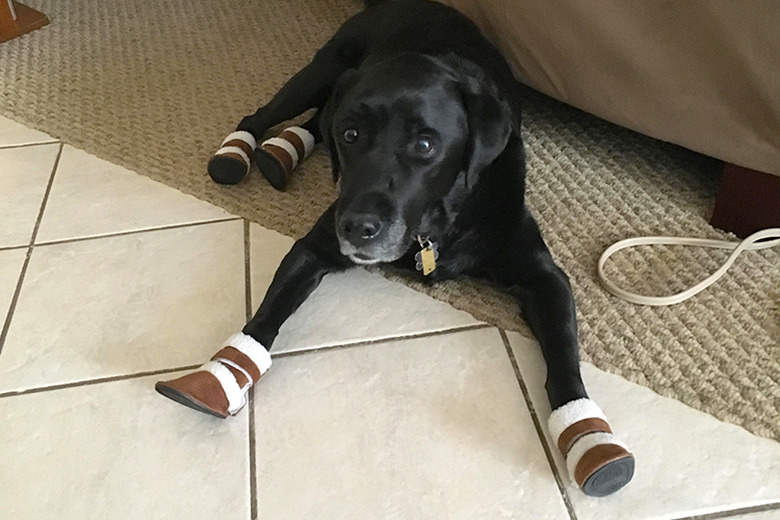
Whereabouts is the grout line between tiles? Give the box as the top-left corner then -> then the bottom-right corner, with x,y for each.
244,220 -> 254,324
498,329 -> 579,520
0,248 -> 31,356
248,386 -> 259,520
245,219 -> 259,520
270,322 -> 494,360
27,143 -> 65,245
674,502 -> 780,520
0,325 -> 493,400
0,244 -> 29,253
0,364 -> 201,400
32,217 -> 243,248
0,251 -> 32,357
0,143 -> 64,357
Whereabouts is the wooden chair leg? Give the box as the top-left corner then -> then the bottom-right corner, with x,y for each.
710,163 -> 780,238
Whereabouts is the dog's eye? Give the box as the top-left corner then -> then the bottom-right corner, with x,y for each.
343,128 -> 359,144
414,136 -> 435,156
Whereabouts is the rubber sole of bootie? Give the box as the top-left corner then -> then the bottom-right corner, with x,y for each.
254,147 -> 288,191
208,155 -> 248,185
581,453 -> 635,497
155,381 -> 228,419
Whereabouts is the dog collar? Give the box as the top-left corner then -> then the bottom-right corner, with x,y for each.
415,235 -> 439,276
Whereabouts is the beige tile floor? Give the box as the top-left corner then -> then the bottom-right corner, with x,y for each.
0,115 -> 778,520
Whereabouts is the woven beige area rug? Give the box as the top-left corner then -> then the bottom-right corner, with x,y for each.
1,0 -> 777,440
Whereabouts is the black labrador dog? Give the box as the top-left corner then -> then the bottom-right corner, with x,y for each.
171,0 -> 635,497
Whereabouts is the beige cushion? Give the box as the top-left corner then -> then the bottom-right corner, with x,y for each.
440,0 -> 780,176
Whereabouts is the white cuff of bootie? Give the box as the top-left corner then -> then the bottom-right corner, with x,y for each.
221,130 -> 257,149
285,126 -> 316,159
222,332 -> 272,375
548,398 -> 608,443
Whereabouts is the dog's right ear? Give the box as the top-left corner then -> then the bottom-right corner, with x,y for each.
459,76 -> 513,188
319,68 -> 359,184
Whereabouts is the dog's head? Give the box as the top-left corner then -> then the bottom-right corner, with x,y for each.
320,53 -> 513,265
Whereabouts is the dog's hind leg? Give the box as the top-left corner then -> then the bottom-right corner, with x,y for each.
494,208 -> 635,498
252,113 -> 321,191
208,39 -> 362,186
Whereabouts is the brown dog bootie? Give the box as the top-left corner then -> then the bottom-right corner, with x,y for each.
155,332 -> 272,418
548,398 -> 635,497
255,126 -> 316,190
208,131 -> 257,185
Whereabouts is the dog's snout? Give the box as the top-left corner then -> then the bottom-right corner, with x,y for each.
341,212 -> 383,243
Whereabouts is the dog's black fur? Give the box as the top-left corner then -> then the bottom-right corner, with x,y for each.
210,0 -> 637,497
238,0 -> 586,411
227,0 -> 609,467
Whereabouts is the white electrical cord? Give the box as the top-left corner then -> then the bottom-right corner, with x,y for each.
597,227 -> 780,306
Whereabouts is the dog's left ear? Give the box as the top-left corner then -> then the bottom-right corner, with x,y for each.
460,76 -> 513,186
319,68 -> 359,184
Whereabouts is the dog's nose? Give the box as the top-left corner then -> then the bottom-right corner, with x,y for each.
341,212 -> 383,243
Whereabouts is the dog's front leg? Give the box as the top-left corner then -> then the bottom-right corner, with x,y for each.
156,204 -> 351,417
242,205 -> 351,347
493,208 -> 635,497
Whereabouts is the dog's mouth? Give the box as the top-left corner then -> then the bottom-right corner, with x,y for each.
336,218 -> 410,265
338,239 -> 407,265
347,252 -> 383,265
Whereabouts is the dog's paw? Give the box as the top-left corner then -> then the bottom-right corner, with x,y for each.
208,154 -> 249,185
549,398 -> 635,497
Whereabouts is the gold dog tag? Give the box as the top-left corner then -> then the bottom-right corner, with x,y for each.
420,246 -> 436,275
415,237 -> 439,276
